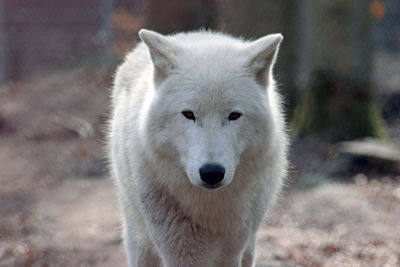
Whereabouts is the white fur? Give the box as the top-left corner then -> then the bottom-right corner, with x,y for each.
109,29 -> 289,267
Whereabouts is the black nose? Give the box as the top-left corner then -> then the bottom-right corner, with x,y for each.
199,163 -> 225,186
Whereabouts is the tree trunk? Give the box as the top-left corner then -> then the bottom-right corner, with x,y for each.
294,0 -> 386,141
225,0 -> 298,112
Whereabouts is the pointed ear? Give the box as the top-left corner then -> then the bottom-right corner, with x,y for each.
245,34 -> 283,87
138,29 -> 179,81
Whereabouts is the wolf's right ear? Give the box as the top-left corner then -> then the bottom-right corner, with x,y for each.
139,29 -> 179,82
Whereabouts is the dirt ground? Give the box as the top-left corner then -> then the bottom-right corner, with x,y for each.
1,67 -> 399,267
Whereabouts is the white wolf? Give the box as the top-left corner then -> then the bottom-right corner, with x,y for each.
109,29 -> 288,267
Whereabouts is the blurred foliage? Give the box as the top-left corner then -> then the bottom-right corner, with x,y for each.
111,7 -> 144,56
370,0 -> 386,20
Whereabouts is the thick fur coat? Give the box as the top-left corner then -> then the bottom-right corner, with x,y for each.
109,29 -> 289,267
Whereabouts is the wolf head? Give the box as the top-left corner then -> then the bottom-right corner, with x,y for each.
139,29 -> 283,190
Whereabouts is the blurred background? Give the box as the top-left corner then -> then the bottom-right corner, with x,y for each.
0,0 -> 399,266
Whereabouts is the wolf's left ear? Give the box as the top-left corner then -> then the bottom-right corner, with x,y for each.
245,34 -> 283,87
139,29 -> 179,82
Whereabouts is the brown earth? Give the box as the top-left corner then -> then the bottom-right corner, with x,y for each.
0,67 -> 399,267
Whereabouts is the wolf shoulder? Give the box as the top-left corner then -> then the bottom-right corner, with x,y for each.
112,43 -> 152,104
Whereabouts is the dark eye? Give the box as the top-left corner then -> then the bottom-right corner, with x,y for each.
228,112 -> 242,121
182,110 -> 196,121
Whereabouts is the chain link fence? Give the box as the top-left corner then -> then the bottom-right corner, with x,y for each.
0,1 -> 399,85
0,1 -> 398,84
0,0 -> 399,133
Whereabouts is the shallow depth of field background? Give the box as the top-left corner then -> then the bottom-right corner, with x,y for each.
1,1 -> 400,266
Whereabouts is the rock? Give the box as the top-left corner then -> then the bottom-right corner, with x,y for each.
337,138 -> 400,162
337,138 -> 400,175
